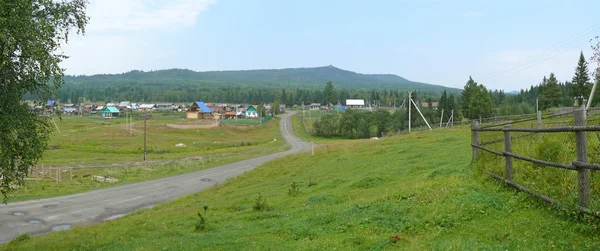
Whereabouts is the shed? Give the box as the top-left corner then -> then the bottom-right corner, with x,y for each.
346,99 -> 365,108
102,106 -> 120,118
186,102 -> 212,119
224,111 -> 238,119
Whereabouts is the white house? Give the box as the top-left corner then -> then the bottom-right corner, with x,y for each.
346,99 -> 365,108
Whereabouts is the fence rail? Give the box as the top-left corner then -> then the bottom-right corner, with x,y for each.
471,109 -> 599,214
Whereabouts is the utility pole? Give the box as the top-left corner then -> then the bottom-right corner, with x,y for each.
408,92 -> 412,133
439,109 -> 444,128
130,107 -> 133,136
143,109 -> 147,161
536,97 -> 539,113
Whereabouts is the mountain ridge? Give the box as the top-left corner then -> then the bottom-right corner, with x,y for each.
64,65 -> 459,92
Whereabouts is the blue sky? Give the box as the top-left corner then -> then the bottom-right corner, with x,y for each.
62,0 -> 600,91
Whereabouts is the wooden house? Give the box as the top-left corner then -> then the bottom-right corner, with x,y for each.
186,102 -> 212,119
244,105 -> 260,118
102,106 -> 120,118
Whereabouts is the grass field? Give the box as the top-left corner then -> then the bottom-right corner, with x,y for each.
5,126 -> 600,249
5,113 -> 287,202
41,113 -> 284,167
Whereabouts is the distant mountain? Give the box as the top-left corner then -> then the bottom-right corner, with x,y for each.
507,90 -> 520,95
64,66 -> 459,93
58,66 -> 462,103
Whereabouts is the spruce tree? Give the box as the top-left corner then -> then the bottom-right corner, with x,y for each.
572,51 -> 591,106
461,76 -> 479,118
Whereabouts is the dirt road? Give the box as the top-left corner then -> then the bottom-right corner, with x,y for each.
0,112 -> 309,244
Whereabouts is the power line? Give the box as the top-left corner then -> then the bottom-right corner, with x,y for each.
478,23 -> 600,82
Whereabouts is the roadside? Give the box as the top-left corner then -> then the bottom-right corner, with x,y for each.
0,112 -> 309,244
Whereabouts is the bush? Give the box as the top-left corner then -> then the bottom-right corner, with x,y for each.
288,181 -> 300,197
253,193 -> 268,211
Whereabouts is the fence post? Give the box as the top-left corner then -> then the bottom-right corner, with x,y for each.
504,125 -> 513,180
574,109 -> 590,208
537,111 -> 542,141
472,121 -> 479,159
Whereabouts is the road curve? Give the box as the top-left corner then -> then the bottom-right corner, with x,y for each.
0,112 -> 310,244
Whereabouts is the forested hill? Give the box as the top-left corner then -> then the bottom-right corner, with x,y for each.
58,66 -> 460,103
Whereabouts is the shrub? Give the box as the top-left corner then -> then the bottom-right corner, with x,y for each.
288,181 -> 300,197
253,193 -> 268,211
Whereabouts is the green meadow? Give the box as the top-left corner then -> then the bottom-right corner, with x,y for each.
5,123 -> 600,250
7,114 -> 286,202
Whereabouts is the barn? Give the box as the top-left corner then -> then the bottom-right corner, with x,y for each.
186,102 -> 212,119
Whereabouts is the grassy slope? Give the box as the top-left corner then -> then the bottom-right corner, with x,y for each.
4,128 -> 600,249
7,116 -> 286,202
42,115 -> 283,166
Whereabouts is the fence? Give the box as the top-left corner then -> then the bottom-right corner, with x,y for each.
28,164 -> 73,184
471,109 -> 600,214
220,115 -> 273,125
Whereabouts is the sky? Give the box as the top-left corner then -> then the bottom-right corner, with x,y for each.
61,0 -> 600,92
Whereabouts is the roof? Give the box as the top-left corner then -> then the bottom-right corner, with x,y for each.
225,111 -> 237,116
96,106 -> 104,110
63,107 -> 77,112
47,100 -> 56,106
119,101 -> 131,106
310,103 -> 321,106
194,102 -> 212,113
102,106 -> 120,113
346,99 -> 365,106
139,104 -> 156,109
63,104 -> 74,107
422,102 -> 439,108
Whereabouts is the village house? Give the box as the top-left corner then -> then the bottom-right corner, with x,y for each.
43,100 -> 57,115
346,99 -> 365,109
309,103 -> 321,110
421,102 -> 439,109
244,105 -> 260,118
186,102 -> 212,119
101,106 -> 120,118
207,103 -> 227,114
117,101 -> 132,110
83,104 -> 97,114
138,104 -> 156,111
156,103 -> 176,111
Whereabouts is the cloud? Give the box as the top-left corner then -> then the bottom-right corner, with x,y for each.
87,0 -> 216,31
60,0 -> 215,74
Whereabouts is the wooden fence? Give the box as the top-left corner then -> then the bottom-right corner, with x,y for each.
28,164 -> 73,184
471,109 -> 599,214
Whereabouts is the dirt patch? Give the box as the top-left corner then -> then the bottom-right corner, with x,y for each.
47,145 -> 61,150
166,123 -> 219,129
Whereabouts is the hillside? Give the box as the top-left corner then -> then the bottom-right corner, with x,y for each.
56,66 -> 461,103
64,66 -> 454,92
4,126 -> 598,249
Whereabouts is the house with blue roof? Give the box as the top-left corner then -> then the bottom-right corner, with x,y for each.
186,102 -> 212,119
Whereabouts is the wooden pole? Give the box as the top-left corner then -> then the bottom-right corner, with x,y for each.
408,92 -> 412,133
410,98 -> 432,130
144,109 -> 147,161
537,110 -> 542,141
440,109 -> 444,128
574,109 -> 590,208
311,139 -> 314,157
70,168 -> 72,183
472,121 -> 479,159
56,169 -> 59,184
504,125 -> 513,180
